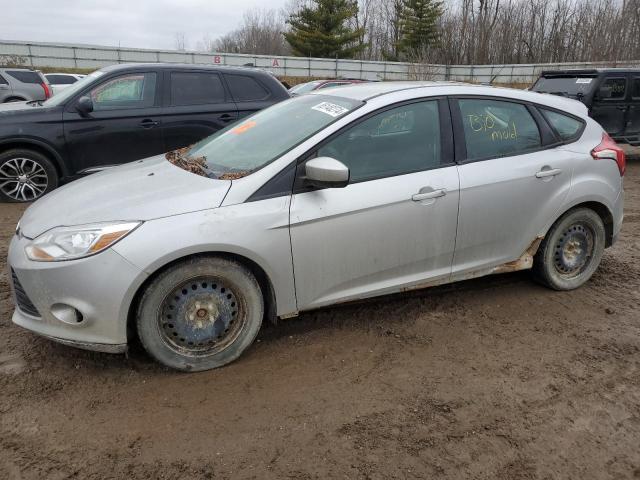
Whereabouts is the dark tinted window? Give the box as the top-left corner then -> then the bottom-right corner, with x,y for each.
600,77 -> 627,99
532,76 -> 596,96
540,108 -> 583,141
224,74 -> 269,102
171,72 -> 225,105
89,72 -> 157,110
46,74 -> 77,85
633,77 -> 640,99
459,99 -> 541,160
0,74 -> 7,85
7,70 -> 42,84
317,100 -> 441,182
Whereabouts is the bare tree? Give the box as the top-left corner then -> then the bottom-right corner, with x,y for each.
174,32 -> 188,51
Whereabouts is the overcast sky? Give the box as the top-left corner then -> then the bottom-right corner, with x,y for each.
1,0 -> 289,50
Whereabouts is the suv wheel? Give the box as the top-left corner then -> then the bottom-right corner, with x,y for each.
533,208 -> 606,290
0,149 -> 58,202
136,257 -> 264,372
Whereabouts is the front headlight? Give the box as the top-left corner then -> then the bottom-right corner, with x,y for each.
25,222 -> 141,262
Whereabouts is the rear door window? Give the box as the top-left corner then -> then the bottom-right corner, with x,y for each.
170,72 -> 226,106
89,72 -> 157,110
458,98 -> 541,161
224,74 -> 269,102
6,70 -> 42,84
540,108 -> 584,141
599,77 -> 627,100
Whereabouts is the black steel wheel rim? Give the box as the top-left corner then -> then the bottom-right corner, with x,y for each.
157,276 -> 245,357
553,222 -> 594,277
0,158 -> 48,201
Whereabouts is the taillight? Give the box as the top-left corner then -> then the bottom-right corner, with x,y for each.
591,132 -> 625,176
40,82 -> 51,99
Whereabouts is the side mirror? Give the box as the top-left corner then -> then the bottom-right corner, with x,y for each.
304,157 -> 349,189
76,96 -> 94,117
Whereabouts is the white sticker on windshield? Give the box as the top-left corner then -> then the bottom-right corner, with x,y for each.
576,78 -> 593,84
312,102 -> 349,117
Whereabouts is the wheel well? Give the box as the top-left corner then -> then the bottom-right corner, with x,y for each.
0,142 -> 63,178
126,252 -> 278,343
557,201 -> 615,247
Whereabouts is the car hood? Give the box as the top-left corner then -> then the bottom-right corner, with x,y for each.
0,101 -> 61,120
19,155 -> 232,238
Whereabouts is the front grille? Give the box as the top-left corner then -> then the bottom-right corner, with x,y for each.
10,269 -> 40,317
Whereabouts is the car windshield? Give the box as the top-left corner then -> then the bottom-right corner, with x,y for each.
178,95 -> 363,179
289,81 -> 323,95
43,70 -> 105,106
532,76 -> 597,96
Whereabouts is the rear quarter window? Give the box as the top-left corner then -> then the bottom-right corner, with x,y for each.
6,70 -> 42,84
540,108 -> 584,142
0,74 -> 7,85
224,74 -> 270,102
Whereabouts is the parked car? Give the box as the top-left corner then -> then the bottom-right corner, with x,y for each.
45,73 -> 86,96
9,82 -> 624,371
289,78 -> 369,96
0,68 -> 51,103
531,68 -> 640,146
0,63 -> 290,202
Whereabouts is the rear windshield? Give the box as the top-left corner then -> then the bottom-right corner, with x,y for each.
6,70 -> 42,84
532,76 -> 597,96
289,81 -> 323,95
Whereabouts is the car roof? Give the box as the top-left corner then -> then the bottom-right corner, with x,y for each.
312,81 -> 589,117
100,63 -> 273,76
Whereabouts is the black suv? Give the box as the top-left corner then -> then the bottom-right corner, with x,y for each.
0,63 -> 290,202
532,68 -> 640,146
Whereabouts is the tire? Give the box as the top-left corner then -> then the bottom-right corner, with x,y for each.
533,208 -> 606,290
4,97 -> 26,103
0,149 -> 58,202
136,257 -> 264,372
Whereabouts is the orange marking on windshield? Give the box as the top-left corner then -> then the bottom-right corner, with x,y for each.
232,120 -> 257,134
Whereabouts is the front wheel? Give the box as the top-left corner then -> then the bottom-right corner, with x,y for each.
0,149 -> 58,202
533,208 -> 606,290
136,257 -> 264,372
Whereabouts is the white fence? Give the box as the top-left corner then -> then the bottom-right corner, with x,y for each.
2,40 -> 639,85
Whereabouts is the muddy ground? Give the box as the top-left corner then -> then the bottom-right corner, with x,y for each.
1,157 -> 640,480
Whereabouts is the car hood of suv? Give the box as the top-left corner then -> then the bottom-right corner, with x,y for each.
19,155 -> 232,238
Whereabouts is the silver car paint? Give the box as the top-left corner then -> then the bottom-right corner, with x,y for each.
7,82 -> 624,351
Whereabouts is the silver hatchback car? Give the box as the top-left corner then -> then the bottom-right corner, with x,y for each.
9,82 -> 625,371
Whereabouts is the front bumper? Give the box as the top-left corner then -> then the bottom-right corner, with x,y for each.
8,233 -> 148,352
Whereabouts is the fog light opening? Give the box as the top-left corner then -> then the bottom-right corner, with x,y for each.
51,303 -> 86,326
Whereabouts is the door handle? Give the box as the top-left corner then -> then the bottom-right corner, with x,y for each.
140,119 -> 159,129
535,168 -> 562,179
412,189 -> 446,202
219,113 -> 235,123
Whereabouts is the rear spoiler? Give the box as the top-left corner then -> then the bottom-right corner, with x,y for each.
539,69 -> 599,77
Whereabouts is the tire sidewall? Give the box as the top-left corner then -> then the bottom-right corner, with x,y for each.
541,208 -> 605,290
0,149 -> 59,203
137,257 -> 264,372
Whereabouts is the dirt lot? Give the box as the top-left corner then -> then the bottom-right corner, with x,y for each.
1,157 -> 640,480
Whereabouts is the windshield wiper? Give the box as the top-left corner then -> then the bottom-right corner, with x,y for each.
26,100 -> 43,107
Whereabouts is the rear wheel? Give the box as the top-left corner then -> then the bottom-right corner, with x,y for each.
136,257 -> 264,372
0,149 -> 58,202
533,208 -> 605,290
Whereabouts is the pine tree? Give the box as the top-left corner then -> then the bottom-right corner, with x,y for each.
397,0 -> 443,60
284,0 -> 366,59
